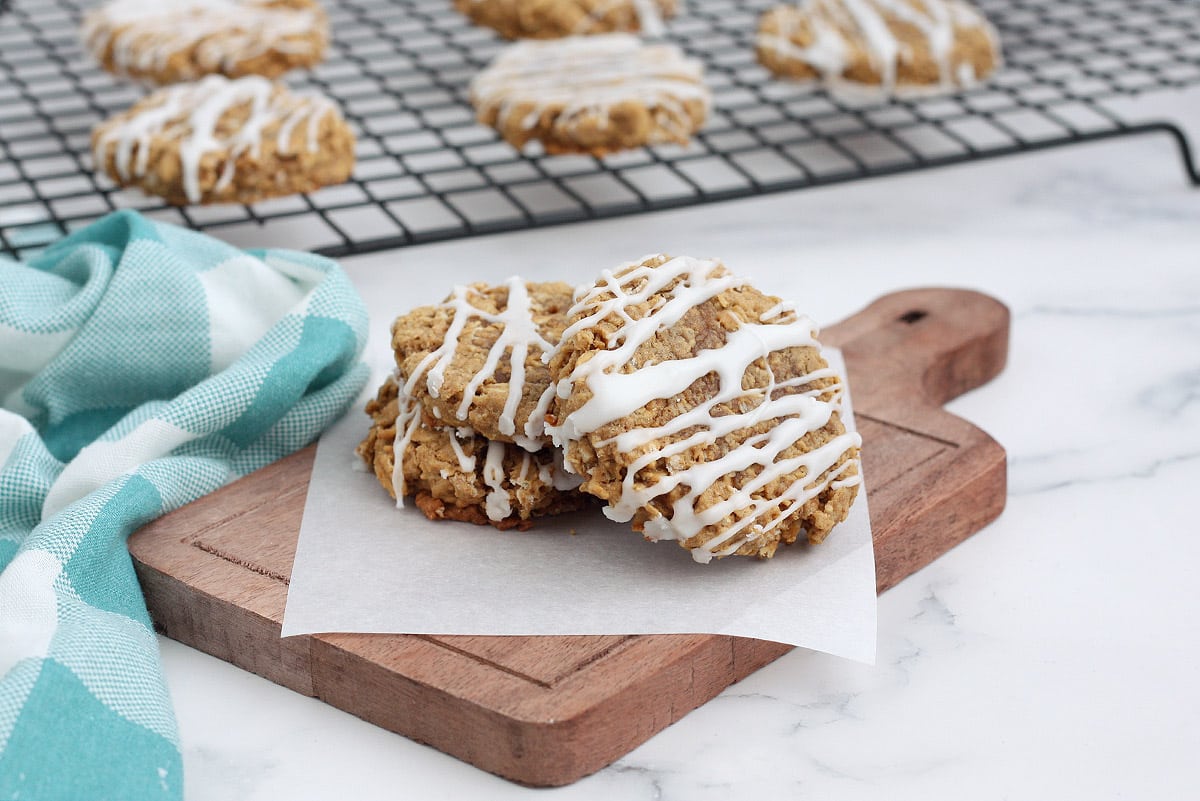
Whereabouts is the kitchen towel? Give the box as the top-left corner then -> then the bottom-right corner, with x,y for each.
0,210 -> 368,800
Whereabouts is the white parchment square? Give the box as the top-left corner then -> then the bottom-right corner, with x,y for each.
283,350 -> 876,663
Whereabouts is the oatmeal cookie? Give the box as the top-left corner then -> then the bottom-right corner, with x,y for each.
547,254 -> 862,563
470,35 -> 709,156
358,376 -> 587,530
756,0 -> 1000,93
391,278 -> 573,450
455,0 -> 677,40
91,75 -> 355,205
82,0 -> 328,85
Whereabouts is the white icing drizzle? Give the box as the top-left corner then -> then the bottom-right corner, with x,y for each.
390,390 -> 424,507
402,277 -> 559,451
758,12 -> 850,77
92,75 -> 337,204
841,0 -> 900,86
470,35 -> 710,144
448,428 -> 477,473
627,0 -> 667,37
482,440 -> 513,521
386,378 -> 577,523
82,0 -> 324,81
523,381 -> 558,453
460,0 -> 668,37
758,0 -> 1000,90
760,300 -> 797,321
276,102 -> 328,155
573,0 -> 667,36
539,448 -> 586,492
547,255 -> 862,563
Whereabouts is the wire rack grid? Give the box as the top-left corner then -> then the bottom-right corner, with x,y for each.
0,0 -> 1198,260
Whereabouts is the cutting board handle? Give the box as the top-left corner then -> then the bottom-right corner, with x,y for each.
824,288 -> 1010,408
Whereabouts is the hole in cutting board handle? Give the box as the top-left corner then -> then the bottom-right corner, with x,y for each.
898,309 -> 927,324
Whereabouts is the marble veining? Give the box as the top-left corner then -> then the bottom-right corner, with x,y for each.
161,94 -> 1199,799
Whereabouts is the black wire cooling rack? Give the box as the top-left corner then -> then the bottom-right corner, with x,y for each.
1,0 -> 1198,260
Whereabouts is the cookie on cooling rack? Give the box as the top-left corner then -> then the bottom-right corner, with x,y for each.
455,0 -> 677,39
756,0 -> 1000,93
546,253 -> 862,563
391,278 -> 574,450
82,0 -> 328,85
357,376 -> 588,530
470,34 -> 710,156
91,75 -> 355,205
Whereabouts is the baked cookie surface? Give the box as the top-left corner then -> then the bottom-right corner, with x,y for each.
455,0 -> 677,40
547,254 -> 862,563
358,376 -> 587,530
756,0 -> 1000,92
470,34 -> 710,156
91,75 -> 355,205
82,0 -> 328,85
391,278 -> 574,450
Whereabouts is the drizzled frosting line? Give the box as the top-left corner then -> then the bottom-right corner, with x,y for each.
92,75 -> 337,204
758,0 -> 1000,91
471,34 -> 709,147
387,379 -> 581,522
83,0 -> 325,81
401,277 -> 559,451
549,254 -> 862,563
458,0 -> 671,38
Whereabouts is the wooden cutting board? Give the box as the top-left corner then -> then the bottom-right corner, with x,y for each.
130,287 -> 1009,787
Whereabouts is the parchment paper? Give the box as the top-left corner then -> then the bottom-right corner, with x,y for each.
282,350 -> 876,663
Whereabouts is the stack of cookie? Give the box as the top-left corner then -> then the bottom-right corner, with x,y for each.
358,278 -> 591,530
358,254 -> 863,564
83,0 -> 355,205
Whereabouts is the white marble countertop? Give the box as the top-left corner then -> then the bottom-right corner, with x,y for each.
162,129 -> 1200,800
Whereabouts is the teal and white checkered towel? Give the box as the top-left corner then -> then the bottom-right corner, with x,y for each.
0,210 -> 369,799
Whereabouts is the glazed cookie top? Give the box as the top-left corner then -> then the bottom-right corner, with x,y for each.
547,254 -> 862,562
456,0 -> 675,39
757,0 -> 1000,90
469,34 -> 710,138
91,75 -> 345,205
391,279 -> 574,451
82,0 -> 328,83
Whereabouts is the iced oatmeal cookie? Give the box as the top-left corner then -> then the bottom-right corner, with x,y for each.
391,278 -> 574,450
357,376 -> 587,530
756,0 -> 1000,93
455,0 -> 677,40
91,75 -> 355,205
546,254 -> 862,562
470,34 -> 709,155
82,0 -> 328,85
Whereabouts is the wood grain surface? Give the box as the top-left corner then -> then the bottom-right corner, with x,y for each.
129,287 -> 1009,786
